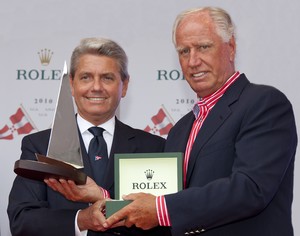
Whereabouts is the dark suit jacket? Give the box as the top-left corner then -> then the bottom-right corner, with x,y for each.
7,118 -> 171,236
164,74 -> 297,236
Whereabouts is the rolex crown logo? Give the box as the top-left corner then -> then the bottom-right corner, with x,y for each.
38,48 -> 53,66
144,169 -> 154,181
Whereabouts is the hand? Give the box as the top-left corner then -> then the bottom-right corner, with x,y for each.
103,193 -> 159,230
77,200 -> 107,232
44,176 -> 103,203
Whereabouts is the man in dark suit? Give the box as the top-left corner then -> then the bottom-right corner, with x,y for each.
7,38 -> 170,236
103,7 -> 298,236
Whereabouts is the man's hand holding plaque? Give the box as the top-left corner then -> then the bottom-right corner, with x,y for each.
104,193 -> 159,230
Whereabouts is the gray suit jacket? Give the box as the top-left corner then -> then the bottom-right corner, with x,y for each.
164,74 -> 297,236
8,118 -> 171,236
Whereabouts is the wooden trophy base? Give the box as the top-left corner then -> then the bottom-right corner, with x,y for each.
14,154 -> 87,185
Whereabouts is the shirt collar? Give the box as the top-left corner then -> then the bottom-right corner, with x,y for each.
193,71 -> 240,118
76,114 -> 115,137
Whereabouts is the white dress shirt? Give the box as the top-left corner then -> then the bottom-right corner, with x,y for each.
75,114 -> 115,236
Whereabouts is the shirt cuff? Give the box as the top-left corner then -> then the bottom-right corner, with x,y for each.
100,187 -> 110,199
75,210 -> 88,236
156,195 -> 171,226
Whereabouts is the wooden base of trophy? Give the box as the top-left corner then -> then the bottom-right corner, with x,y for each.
14,153 -> 87,185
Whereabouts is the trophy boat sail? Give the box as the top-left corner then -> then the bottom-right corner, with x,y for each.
14,62 -> 87,184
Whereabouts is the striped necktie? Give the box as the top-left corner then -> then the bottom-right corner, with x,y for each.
88,127 -> 108,185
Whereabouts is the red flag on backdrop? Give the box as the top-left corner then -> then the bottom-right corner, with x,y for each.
144,107 -> 174,136
9,107 -> 34,135
0,125 -> 13,140
0,106 -> 36,140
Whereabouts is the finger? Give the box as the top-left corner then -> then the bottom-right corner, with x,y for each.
123,218 -> 134,228
85,176 -> 95,185
57,179 -> 74,195
66,179 -> 77,187
122,192 -> 143,201
98,199 -> 106,212
59,179 -> 76,193
110,219 -> 125,228
83,202 -> 108,231
104,216 -> 134,229
45,178 -> 63,192
90,199 -> 106,215
122,193 -> 136,200
103,210 -> 127,229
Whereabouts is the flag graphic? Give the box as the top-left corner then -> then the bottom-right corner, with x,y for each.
144,106 -> 174,136
10,107 -> 35,135
0,105 -> 36,140
0,125 -> 13,140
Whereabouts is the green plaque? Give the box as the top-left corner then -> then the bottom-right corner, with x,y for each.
106,152 -> 183,217
105,200 -> 132,218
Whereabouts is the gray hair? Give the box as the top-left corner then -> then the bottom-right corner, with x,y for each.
70,37 -> 129,81
172,7 -> 235,46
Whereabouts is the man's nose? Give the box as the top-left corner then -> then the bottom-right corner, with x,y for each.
92,78 -> 103,90
188,50 -> 202,67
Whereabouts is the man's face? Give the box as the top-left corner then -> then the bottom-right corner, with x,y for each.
70,54 -> 128,125
175,12 -> 236,98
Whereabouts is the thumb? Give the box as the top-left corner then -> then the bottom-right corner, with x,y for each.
122,194 -> 130,200
122,193 -> 138,200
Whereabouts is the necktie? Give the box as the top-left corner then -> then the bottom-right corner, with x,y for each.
88,127 -> 108,185
183,101 -> 208,188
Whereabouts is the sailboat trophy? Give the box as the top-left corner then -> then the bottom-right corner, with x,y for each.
14,62 -> 87,185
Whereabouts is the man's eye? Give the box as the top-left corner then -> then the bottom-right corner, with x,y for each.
81,75 -> 90,80
102,76 -> 115,83
198,44 -> 211,51
179,48 -> 190,56
103,76 -> 113,80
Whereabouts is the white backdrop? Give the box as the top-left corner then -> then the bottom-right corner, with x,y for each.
0,1 -> 299,235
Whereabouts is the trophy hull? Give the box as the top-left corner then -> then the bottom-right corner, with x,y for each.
14,159 -> 87,185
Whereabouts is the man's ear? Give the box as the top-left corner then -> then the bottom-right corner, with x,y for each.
228,36 -> 236,62
121,77 -> 129,98
69,76 -> 75,96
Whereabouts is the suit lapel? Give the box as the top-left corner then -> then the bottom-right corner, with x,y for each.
186,75 -> 249,185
